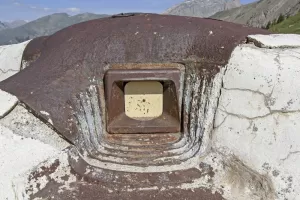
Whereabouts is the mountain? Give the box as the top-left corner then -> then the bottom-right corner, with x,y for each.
269,11 -> 300,34
0,21 -> 8,31
0,13 -> 109,45
164,0 -> 241,18
0,20 -> 27,31
4,20 -> 28,28
211,0 -> 300,28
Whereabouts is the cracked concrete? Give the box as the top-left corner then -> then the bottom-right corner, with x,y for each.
280,151 -> 300,162
0,89 -> 18,118
0,104 -> 69,150
0,124 -> 61,200
248,34 -> 300,49
0,68 -> 19,74
213,34 -> 300,200
0,40 -> 31,119
0,40 -> 30,82
219,88 -> 270,118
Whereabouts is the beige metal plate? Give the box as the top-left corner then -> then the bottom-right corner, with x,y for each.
125,81 -> 163,120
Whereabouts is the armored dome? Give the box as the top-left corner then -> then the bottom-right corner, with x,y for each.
4,13 -> 296,200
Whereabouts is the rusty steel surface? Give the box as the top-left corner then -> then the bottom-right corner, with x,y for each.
0,14 -> 271,199
26,151 -> 224,200
104,133 -> 180,146
0,13 -> 269,143
20,36 -> 48,69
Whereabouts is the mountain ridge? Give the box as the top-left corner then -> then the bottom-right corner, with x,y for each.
0,13 -> 109,45
4,20 -> 28,29
210,0 -> 300,28
164,0 -> 241,18
0,21 -> 8,31
0,20 -> 27,31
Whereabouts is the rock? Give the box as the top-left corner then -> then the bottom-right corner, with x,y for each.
213,34 -> 300,200
164,0 -> 241,18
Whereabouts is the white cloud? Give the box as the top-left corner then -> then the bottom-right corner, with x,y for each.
66,7 -> 81,13
10,0 -> 82,15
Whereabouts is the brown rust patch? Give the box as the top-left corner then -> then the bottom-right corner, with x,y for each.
28,159 -> 60,182
34,186 -> 225,200
104,133 -> 180,146
21,36 -> 48,69
29,152 -> 222,200
26,159 -> 60,194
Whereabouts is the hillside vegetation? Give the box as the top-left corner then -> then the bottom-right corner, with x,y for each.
268,12 -> 300,34
164,0 -> 240,18
211,0 -> 300,28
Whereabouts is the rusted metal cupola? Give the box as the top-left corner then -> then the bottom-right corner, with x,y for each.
0,13 -> 270,199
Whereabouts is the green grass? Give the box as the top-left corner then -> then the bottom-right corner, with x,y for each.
269,12 -> 300,34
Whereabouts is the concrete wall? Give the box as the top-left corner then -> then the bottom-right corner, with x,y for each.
213,34 -> 300,200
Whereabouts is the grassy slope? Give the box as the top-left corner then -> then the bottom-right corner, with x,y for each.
269,12 -> 300,34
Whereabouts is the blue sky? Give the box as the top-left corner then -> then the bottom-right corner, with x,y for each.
0,0 -> 256,21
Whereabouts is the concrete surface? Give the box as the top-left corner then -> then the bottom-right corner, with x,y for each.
0,40 -> 30,119
0,104 -> 69,150
213,34 -> 300,200
0,40 -> 30,82
248,34 -> 300,48
0,89 -> 17,118
0,124 -> 61,200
